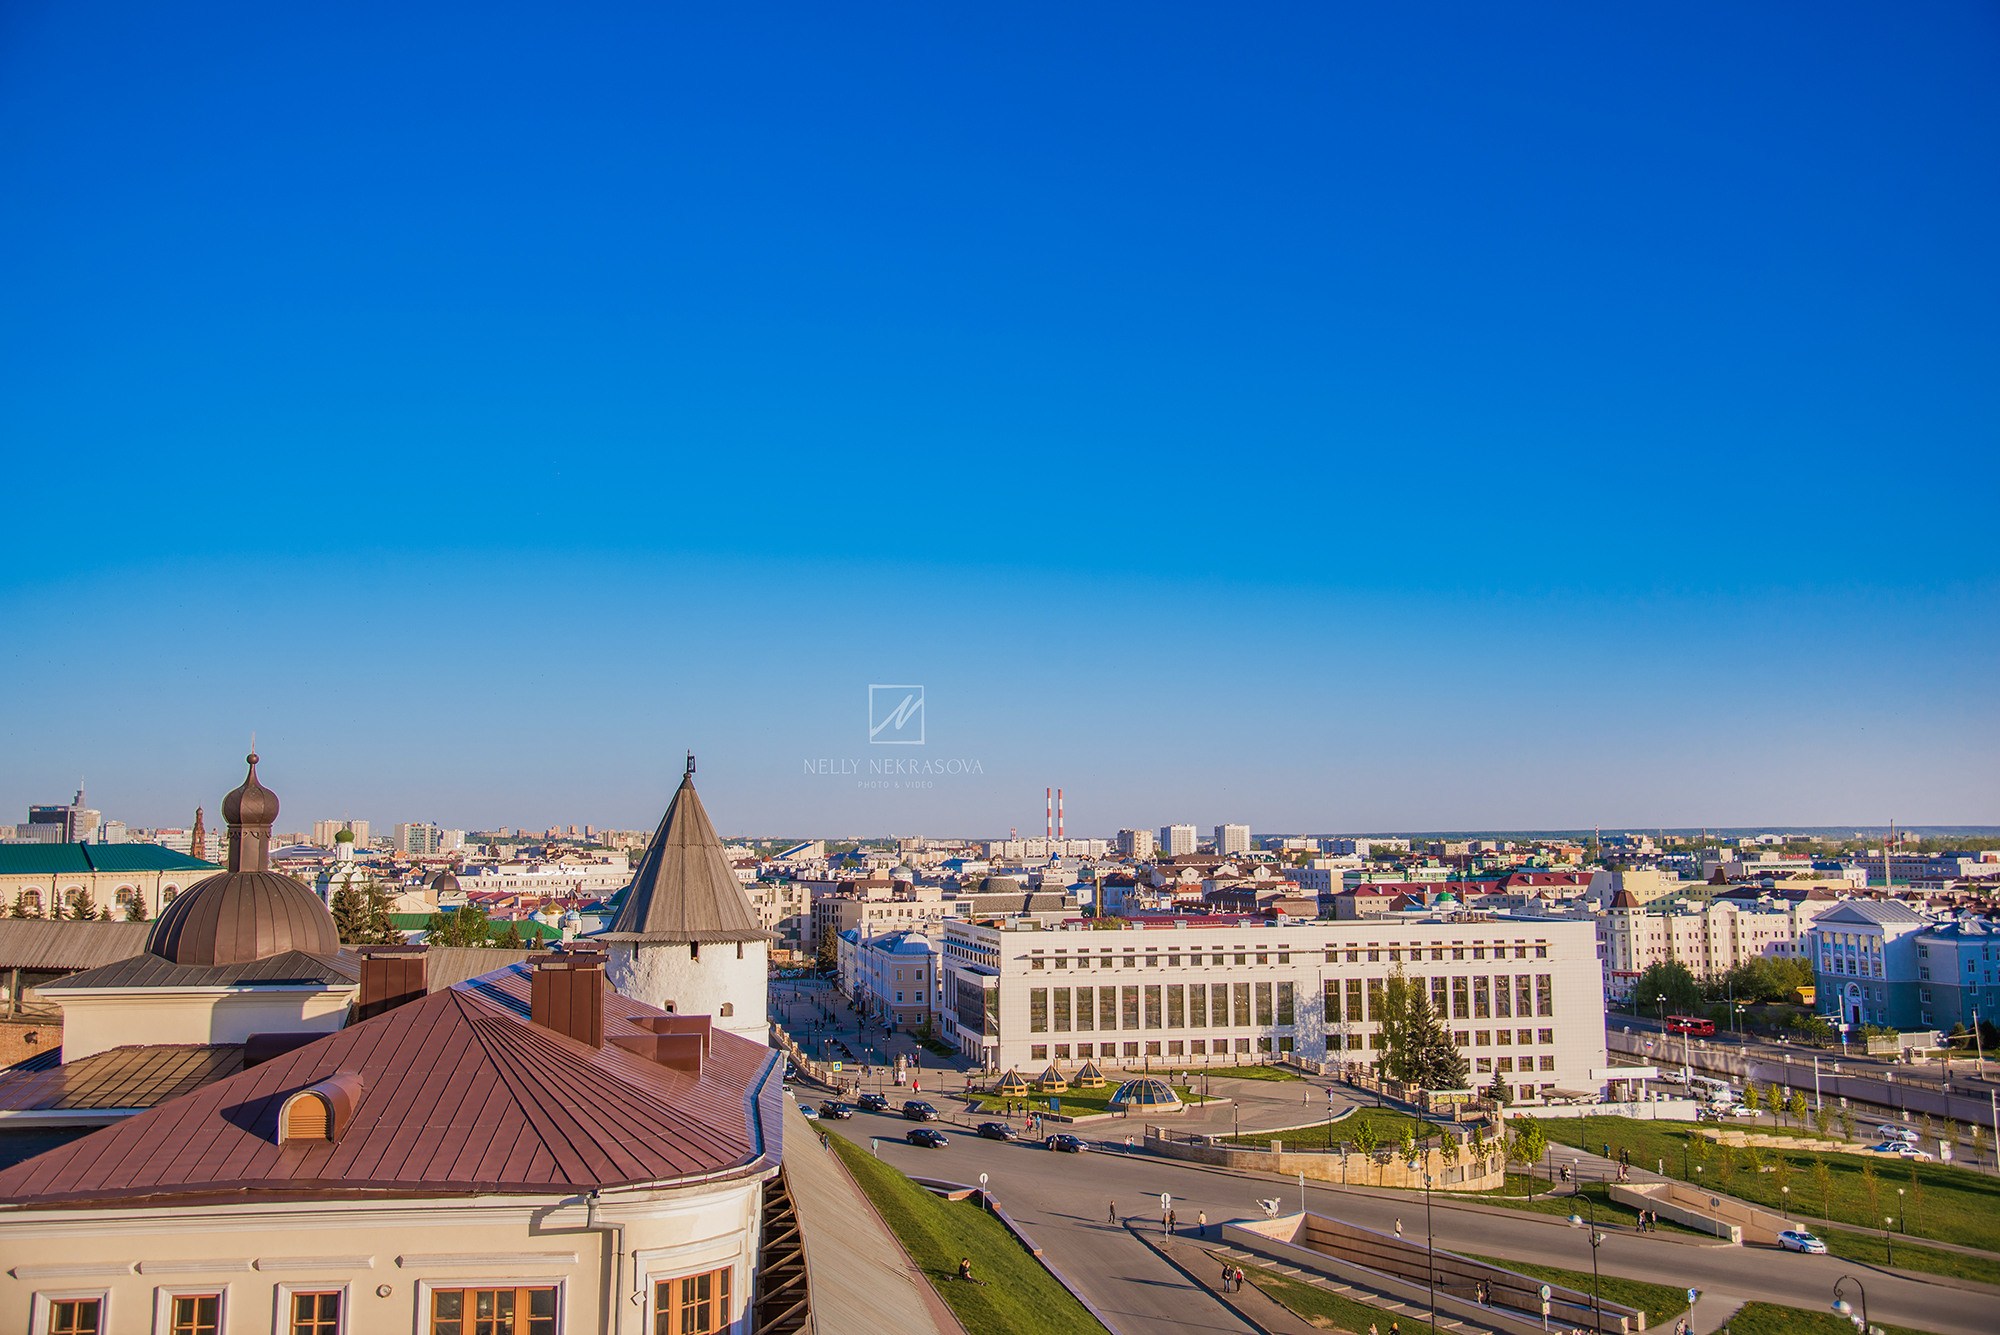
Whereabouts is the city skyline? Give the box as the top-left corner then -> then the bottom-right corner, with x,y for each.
3,6 -> 1994,831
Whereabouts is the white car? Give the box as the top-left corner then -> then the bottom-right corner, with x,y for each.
1778,1229 -> 1828,1254
1877,1124 -> 1918,1143
1865,1140 -> 1929,1159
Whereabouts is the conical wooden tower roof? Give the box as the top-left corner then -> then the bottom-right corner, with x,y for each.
600,764 -> 768,945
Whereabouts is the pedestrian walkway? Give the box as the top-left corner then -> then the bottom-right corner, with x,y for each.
781,1101 -> 964,1335
1685,1293 -> 1747,1334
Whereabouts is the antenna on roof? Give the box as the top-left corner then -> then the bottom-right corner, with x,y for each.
686,750 -> 697,777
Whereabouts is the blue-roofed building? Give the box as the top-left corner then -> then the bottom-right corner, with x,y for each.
0,844 -> 220,922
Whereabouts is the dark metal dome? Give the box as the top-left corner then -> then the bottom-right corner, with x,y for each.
429,868 -> 461,894
146,870 -> 341,965
222,752 -> 281,828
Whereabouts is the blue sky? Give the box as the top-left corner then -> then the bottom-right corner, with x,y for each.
2,3 -> 1994,835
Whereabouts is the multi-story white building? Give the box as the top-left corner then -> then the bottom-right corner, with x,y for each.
1808,899 -> 1933,1029
1215,823 -> 1252,856
941,911 -> 1605,1103
1117,828 -> 1157,860
1160,824 -> 1198,857
1598,890 -> 1836,991
845,927 -> 944,1033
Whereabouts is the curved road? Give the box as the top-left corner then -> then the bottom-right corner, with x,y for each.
826,1108 -> 1992,1335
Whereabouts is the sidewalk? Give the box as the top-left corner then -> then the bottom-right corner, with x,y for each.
781,1101 -> 964,1335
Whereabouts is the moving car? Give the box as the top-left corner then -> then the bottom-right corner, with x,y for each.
856,1092 -> 889,1112
799,1104 -> 819,1120
902,1100 -> 940,1121
1865,1141 -> 1930,1159
818,1101 -> 854,1120
906,1128 -> 950,1148
1045,1134 -> 1086,1153
1777,1230 -> 1828,1254
1877,1124 -> 1919,1143
976,1122 -> 1016,1141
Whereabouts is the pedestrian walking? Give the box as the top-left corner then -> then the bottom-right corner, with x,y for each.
1233,1266 -> 1245,1293
1108,1200 -> 1118,1224
1394,1218 -> 1403,1240
1198,1209 -> 1207,1236
1166,1208 -> 1176,1235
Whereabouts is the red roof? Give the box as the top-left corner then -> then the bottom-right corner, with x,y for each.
0,963 -> 780,1210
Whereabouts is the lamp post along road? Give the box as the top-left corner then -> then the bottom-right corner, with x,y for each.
1567,1196 -> 1604,1335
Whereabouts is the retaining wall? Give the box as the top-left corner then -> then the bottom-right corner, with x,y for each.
1144,1128 -> 1506,1190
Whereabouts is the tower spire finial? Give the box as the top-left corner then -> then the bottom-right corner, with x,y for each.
685,750 -> 696,777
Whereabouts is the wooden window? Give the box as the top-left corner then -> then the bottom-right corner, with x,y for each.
655,1267 -> 731,1335
429,1286 -> 557,1335
169,1294 -> 221,1335
47,1300 -> 101,1335
290,1290 -> 341,1335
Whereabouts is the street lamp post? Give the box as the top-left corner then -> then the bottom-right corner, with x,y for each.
1832,1275 -> 1870,1334
1411,1137 -> 1437,1335
1883,1216 -> 1894,1267
1566,1196 -> 1604,1335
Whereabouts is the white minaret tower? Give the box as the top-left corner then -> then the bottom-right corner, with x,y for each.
599,753 -> 770,1042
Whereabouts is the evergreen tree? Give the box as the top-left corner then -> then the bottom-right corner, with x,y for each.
495,921 -> 526,949
1486,1067 -> 1512,1106
425,903 -> 491,948
1374,967 -> 1469,1090
332,882 -> 401,945
64,890 -> 96,921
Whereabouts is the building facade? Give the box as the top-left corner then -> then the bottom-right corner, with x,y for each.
1214,824 -> 1252,856
1116,828 -> 1156,860
941,911 -> 1605,1103
1159,825 -> 1198,857
1808,900 -> 1932,1029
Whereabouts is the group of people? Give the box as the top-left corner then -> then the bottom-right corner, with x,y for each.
1635,1207 -> 1661,1232
1219,1263 -> 1247,1292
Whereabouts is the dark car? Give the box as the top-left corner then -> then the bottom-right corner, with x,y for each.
976,1122 -> 1016,1141
907,1128 -> 950,1148
818,1101 -> 854,1120
856,1092 -> 889,1112
1045,1134 -> 1085,1153
902,1100 -> 940,1121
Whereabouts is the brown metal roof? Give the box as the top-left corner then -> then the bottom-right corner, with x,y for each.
39,950 -> 358,992
0,961 -> 781,1209
422,946 -> 537,990
144,869 -> 341,966
0,920 -> 153,972
0,1044 -> 246,1113
600,772 -> 769,944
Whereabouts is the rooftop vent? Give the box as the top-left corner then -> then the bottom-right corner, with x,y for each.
530,951 -> 604,1048
278,1072 -> 364,1145
357,944 -> 428,1021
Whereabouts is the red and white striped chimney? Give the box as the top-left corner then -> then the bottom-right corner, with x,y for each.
1057,788 -> 1065,840
1045,787 -> 1053,840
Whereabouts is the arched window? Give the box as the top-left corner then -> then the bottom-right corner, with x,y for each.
163,886 -> 179,904
720,1002 -> 735,1017
16,889 -> 42,916
115,887 -> 140,908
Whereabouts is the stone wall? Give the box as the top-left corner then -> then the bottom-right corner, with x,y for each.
0,1018 -> 57,1068
1144,1128 -> 1506,1190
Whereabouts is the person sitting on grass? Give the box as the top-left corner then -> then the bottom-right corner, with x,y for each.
957,1257 -> 981,1284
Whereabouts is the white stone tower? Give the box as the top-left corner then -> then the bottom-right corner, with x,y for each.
599,755 -> 769,1042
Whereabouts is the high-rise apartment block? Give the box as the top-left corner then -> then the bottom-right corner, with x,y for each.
313,818 -> 371,848
1160,824 -> 1198,856
1117,828 -> 1157,860
394,821 -> 456,855
1215,823 -> 1252,856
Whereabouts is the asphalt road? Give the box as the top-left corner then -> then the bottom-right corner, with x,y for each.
825,1108 -> 1996,1335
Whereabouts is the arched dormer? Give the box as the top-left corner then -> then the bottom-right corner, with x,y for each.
278,1073 -> 364,1145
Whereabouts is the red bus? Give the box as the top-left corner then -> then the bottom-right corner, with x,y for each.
1664,1014 -> 1715,1036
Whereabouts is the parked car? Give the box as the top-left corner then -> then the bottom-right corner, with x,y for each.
902,1100 -> 940,1121
856,1092 -> 889,1112
799,1104 -> 819,1120
1777,1230 -> 1828,1254
976,1122 -> 1016,1141
818,1101 -> 854,1120
906,1128 -> 950,1148
1045,1134 -> 1086,1153
1877,1124 -> 1919,1143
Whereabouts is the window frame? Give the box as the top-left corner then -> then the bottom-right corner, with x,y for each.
652,1264 -> 734,1335
275,1282 -> 348,1335
155,1285 -> 228,1335
33,1291 -> 109,1335
416,1277 -> 567,1335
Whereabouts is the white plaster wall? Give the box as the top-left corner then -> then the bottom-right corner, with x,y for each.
58,987 -> 356,1063
607,941 -> 769,1042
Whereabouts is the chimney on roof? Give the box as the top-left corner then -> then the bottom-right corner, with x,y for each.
357,944 -> 428,1021
531,950 -> 605,1047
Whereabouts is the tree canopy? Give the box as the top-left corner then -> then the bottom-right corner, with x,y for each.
425,903 -> 492,948
331,882 -> 399,944
1632,960 -> 1703,1014
1374,967 -> 1470,1091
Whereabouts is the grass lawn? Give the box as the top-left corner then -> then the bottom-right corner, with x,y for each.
1721,1300 -> 1935,1335
1235,1260 -> 1394,1334
965,1085 -> 1206,1117
1205,1064 -> 1306,1082
1815,1226 -> 2000,1287
826,1133 -> 1110,1335
1221,1107 -> 1449,1151
1538,1116 -> 2000,1254
1462,1253 -> 1683,1325
1447,1179 -> 1705,1237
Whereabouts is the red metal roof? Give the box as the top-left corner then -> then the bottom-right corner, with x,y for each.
0,963 -> 780,1209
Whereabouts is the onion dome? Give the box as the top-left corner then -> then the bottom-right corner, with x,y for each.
146,751 -> 340,965
222,751 -> 281,829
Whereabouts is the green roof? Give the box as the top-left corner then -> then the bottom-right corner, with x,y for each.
0,843 -> 220,876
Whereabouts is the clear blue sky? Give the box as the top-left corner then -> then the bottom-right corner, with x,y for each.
2,3 -> 1994,836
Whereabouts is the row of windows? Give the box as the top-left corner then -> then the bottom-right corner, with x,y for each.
31,1269 -> 731,1335
1027,982 -> 1297,1033
1325,975 -> 1556,1024
1325,1027 -> 1555,1052
1026,942 -> 1551,970
1028,1037 -> 1290,1061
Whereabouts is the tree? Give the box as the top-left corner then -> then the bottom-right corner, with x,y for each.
122,898 -> 146,922
814,932 -> 838,972
7,892 -> 31,919
1375,968 -> 1469,1091
331,883 -> 398,945
1861,1162 -> 1880,1218
1812,1159 -> 1834,1225
1743,1083 -> 1763,1115
425,904 -> 491,948
1814,1105 -> 1833,1137
64,889 -> 96,921
1509,1116 -> 1547,1174
494,921 -> 526,949
1633,961 -> 1703,1015
1837,1108 -> 1854,1142
1352,1118 -> 1383,1158
1486,1067 -> 1512,1106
